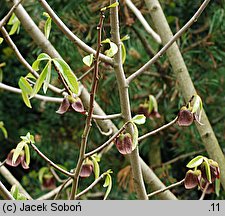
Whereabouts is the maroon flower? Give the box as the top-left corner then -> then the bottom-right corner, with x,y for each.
177,107 -> 194,127
115,133 -> 133,155
42,175 -> 56,190
200,179 -> 215,194
6,149 -> 29,169
184,170 -> 201,189
56,96 -> 85,114
201,160 -> 220,183
138,104 -> 161,119
80,160 -> 93,178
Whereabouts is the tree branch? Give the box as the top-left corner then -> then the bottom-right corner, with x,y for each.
125,0 -> 161,43
110,0 -> 148,200
37,0 -> 113,65
69,11 -> 105,200
0,181 -> 15,200
127,0 -> 211,84
0,0 -> 23,29
147,179 -> 184,198
30,144 -> 73,177
138,116 -> 178,142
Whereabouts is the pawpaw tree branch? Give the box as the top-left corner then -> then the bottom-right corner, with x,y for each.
144,0 -> 225,190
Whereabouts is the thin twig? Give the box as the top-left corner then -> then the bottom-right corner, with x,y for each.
138,116 -> 178,142
77,64 -> 99,82
147,179 -> 185,198
30,144 -> 73,177
38,0 -> 113,65
152,149 -> 205,169
199,182 -> 209,200
127,0 -> 211,83
49,167 -> 64,183
54,178 -> 72,200
125,0 -> 161,43
75,173 -> 106,199
0,181 -> 15,200
69,11 -> 105,200
0,83 -> 63,103
0,0 -> 23,29
91,113 -> 122,120
37,178 -> 73,200
0,159 -> 6,168
0,26 -> 62,94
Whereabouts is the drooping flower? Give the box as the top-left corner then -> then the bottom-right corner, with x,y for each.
56,96 -> 85,114
115,133 -> 133,155
42,174 -> 56,190
184,170 -> 201,189
80,159 -> 93,178
6,149 -> 29,169
177,106 -> 194,126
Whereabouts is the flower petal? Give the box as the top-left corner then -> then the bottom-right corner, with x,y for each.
56,98 -> 70,114
177,109 -> 194,127
71,98 -> 86,114
115,133 -> 133,155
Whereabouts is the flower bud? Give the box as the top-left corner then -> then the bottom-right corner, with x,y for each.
80,160 -> 93,178
184,170 -> 201,189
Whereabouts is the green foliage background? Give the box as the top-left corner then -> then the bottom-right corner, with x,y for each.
0,0 -> 224,199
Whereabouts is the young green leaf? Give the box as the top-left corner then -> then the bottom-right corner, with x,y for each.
106,2 -> 119,9
18,77 -> 32,95
186,155 -> 204,168
191,94 -> 202,114
32,53 -> 51,71
8,13 -> 20,35
43,62 -> 51,94
0,68 -> 3,82
44,17 -> 52,39
215,178 -> 220,197
18,77 -> 33,108
10,185 -> 19,199
0,122 -> 8,139
91,156 -> 100,180
31,61 -> 50,97
130,122 -> 138,150
82,53 -> 94,67
102,39 -> 118,57
121,42 -> 126,64
203,158 -> 212,183
103,173 -> 112,200
121,35 -> 130,42
148,95 -> 158,113
12,141 -> 26,165
0,37 -> 3,44
53,58 -> 79,94
38,167 -> 49,184
24,144 -> 30,167
131,114 -> 146,125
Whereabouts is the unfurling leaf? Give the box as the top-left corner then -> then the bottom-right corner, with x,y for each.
12,141 -> 26,165
8,13 -> 20,35
131,122 -> 138,150
102,39 -> 118,57
103,173 -> 112,200
83,54 -> 94,67
31,61 -> 50,97
32,53 -> 51,71
38,167 -> 50,184
186,155 -> 204,168
148,95 -> 158,113
191,94 -> 203,114
131,114 -> 146,125
0,37 -> 3,44
53,58 -> 79,94
0,121 -> 8,139
203,158 -> 212,183
215,178 -> 220,197
91,155 -> 100,180
43,62 -> 51,94
101,2 -> 119,11
121,42 -> 126,64
24,144 -> 30,167
18,77 -> 33,108
44,15 -> 52,39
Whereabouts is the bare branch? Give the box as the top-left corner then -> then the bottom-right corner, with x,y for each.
147,179 -> 184,198
125,0 -> 161,43
0,181 -> 15,200
127,0 -> 211,83
0,0 -> 23,29
30,144 -> 73,178
38,0 -> 113,65
138,116 -> 178,142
